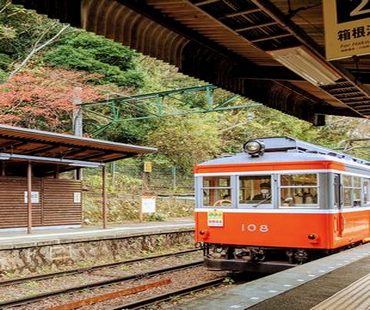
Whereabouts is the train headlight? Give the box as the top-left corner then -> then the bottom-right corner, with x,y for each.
243,140 -> 265,157
308,233 -> 319,244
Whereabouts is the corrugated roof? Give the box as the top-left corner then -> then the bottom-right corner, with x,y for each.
0,124 -> 157,164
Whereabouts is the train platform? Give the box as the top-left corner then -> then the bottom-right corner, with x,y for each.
0,219 -> 195,275
180,242 -> 370,310
0,219 -> 194,250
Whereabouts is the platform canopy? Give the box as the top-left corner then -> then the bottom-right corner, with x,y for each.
11,0 -> 370,125
0,124 -> 156,175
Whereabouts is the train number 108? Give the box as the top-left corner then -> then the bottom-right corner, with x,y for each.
241,224 -> 269,233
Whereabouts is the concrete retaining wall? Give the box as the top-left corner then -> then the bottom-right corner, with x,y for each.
0,230 -> 194,275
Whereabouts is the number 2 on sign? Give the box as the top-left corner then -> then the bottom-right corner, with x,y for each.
242,224 -> 269,233
351,0 -> 370,17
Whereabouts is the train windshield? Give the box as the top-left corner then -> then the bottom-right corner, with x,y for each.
239,175 -> 272,205
202,176 -> 232,207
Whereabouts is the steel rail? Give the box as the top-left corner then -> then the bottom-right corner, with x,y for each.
0,260 -> 204,308
113,277 -> 226,309
0,248 -> 200,287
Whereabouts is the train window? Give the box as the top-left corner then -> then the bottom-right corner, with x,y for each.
279,174 -> 318,207
343,175 -> 362,208
239,175 -> 272,206
353,177 -> 361,187
364,180 -> 370,206
343,175 -> 352,187
202,176 -> 232,207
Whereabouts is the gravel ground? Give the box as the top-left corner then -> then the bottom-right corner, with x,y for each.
2,249 -> 223,308
0,251 -> 203,303
10,266 -> 227,309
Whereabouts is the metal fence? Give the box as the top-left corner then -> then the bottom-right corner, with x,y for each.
109,164 -> 194,194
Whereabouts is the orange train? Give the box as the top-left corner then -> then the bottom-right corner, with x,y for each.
194,137 -> 370,270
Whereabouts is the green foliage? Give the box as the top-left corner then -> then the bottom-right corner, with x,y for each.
93,120 -> 155,145
83,172 -> 142,195
0,53 -> 11,70
0,69 -> 6,82
137,56 -> 193,93
83,195 -> 193,224
223,277 -> 235,285
43,31 -> 143,88
147,212 -> 167,221
148,113 -> 222,172
62,32 -> 136,70
0,0 -> 67,67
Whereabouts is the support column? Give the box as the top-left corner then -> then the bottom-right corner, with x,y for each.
54,165 -> 60,179
1,161 -> 5,176
27,161 -> 32,234
102,165 -> 107,229
75,168 -> 81,180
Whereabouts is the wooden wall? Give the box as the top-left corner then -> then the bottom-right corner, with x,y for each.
0,177 -> 82,229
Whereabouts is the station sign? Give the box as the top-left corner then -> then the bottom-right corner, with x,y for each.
143,161 -> 152,173
73,192 -> 81,203
323,0 -> 370,60
141,196 -> 156,213
24,191 -> 40,204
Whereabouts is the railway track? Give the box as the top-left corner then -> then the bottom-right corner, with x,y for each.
0,260 -> 204,308
113,277 -> 226,309
1,249 -> 303,309
0,248 -> 200,287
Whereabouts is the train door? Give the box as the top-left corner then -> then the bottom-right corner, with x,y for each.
334,174 -> 344,237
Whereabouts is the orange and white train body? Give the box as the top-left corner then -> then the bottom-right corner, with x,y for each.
194,137 -> 370,269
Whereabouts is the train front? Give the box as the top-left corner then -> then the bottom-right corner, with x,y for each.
193,137 -> 370,271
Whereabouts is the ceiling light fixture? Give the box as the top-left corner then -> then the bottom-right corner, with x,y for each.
267,46 -> 342,86
69,161 -> 102,168
0,153 -> 10,160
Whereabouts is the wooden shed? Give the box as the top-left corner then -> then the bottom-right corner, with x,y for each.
0,125 -> 156,233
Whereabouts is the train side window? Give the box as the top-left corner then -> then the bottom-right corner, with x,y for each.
353,177 -> 361,207
202,176 -> 232,207
239,175 -> 272,206
364,179 -> 370,206
279,174 -> 318,207
343,175 -> 362,208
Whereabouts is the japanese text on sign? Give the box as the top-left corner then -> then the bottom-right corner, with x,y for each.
24,191 -> 40,204
324,0 -> 370,60
207,210 -> 224,227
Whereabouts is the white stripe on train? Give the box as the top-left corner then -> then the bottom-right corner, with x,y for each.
195,169 -> 370,178
194,207 -> 370,214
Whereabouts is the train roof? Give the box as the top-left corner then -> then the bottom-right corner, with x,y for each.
197,137 -> 370,169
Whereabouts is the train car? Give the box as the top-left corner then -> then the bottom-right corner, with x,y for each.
194,137 -> 370,271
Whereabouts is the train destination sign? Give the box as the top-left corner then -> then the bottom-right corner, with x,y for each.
207,210 -> 223,227
323,0 -> 370,60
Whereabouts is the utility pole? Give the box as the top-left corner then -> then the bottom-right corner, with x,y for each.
72,87 -> 83,180
73,87 -> 83,137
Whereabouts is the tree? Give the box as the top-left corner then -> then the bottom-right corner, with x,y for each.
43,31 -> 144,88
0,0 -> 71,81
147,113 -> 221,172
0,68 -> 103,131
8,24 -> 69,79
